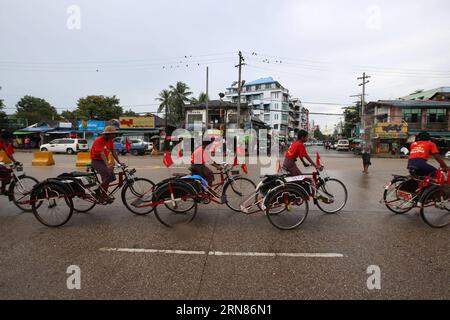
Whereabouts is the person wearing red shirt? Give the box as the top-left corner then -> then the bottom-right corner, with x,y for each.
283,130 -> 322,176
190,138 -> 221,186
90,126 -> 122,202
407,131 -> 447,177
0,130 -> 19,194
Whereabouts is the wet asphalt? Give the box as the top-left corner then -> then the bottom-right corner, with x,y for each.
0,147 -> 448,299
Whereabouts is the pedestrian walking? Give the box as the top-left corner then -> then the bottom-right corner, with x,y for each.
361,137 -> 372,174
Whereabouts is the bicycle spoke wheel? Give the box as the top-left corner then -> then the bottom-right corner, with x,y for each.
10,175 -> 38,212
420,186 -> 450,228
383,178 -> 416,214
154,181 -> 197,227
72,194 -> 96,213
316,178 -> 348,214
265,185 -> 309,230
32,183 -> 73,227
121,178 -> 155,215
224,177 -> 256,212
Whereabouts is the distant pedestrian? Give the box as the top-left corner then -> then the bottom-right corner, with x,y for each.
391,142 -> 398,157
24,136 -> 31,149
361,138 -> 372,174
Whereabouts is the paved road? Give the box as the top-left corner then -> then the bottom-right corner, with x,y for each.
0,148 -> 448,299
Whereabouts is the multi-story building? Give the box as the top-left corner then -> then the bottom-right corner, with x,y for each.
225,77 -> 292,140
290,98 -> 309,133
399,87 -> 450,101
365,87 -> 450,153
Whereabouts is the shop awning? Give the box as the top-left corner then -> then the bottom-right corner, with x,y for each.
46,130 -> 74,135
13,131 -> 30,135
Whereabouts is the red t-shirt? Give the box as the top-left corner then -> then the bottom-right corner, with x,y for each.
285,141 -> 308,159
90,136 -> 114,161
191,146 -> 212,165
409,141 -> 439,161
0,141 -> 14,157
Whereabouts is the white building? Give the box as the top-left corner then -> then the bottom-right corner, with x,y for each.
225,77 -> 306,141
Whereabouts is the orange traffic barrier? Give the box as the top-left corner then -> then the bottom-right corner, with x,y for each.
76,152 -> 91,167
32,151 -> 55,166
0,150 -> 12,164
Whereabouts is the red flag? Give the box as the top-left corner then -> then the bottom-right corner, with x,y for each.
233,155 -> 238,166
177,148 -> 183,158
316,152 -> 321,167
163,150 -> 174,168
125,137 -> 131,153
241,163 -> 248,174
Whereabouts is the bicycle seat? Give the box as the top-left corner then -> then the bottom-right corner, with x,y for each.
57,172 -> 95,178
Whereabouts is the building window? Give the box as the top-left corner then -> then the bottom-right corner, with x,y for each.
427,108 -> 446,123
402,108 -> 421,123
274,124 -> 279,129
264,114 -> 270,122
274,114 -> 279,120
265,84 -> 272,89
271,92 -> 280,100
282,114 -> 288,122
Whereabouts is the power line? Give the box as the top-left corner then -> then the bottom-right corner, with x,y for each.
0,52 -> 237,66
243,50 -> 450,75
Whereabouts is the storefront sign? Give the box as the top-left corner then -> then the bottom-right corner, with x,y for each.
375,122 -> 408,139
119,117 -> 155,129
77,120 -> 106,132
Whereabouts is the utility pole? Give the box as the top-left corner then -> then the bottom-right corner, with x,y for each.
358,73 -> 370,141
205,66 -> 209,131
235,51 -> 245,129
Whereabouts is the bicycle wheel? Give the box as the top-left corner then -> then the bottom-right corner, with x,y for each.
420,185 -> 450,228
265,184 -> 309,230
10,175 -> 39,212
315,178 -> 348,214
31,182 -> 73,227
383,177 -> 415,214
223,177 -> 257,212
121,178 -> 155,215
153,181 -> 197,227
72,195 -> 96,213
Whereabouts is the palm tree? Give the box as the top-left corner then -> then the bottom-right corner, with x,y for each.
191,92 -> 208,105
156,89 -> 172,115
169,81 -> 192,123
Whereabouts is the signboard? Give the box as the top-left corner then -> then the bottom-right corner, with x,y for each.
59,122 -> 72,129
77,120 -> 106,132
375,122 -> 408,139
119,117 -> 155,129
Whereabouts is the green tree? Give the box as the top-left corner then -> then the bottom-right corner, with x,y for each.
342,103 -> 361,138
15,95 -> 60,125
123,109 -> 138,116
75,95 -> 122,120
0,99 -> 7,129
156,82 -> 193,125
314,126 -> 326,141
169,82 -> 192,123
156,89 -> 172,122
190,92 -> 208,105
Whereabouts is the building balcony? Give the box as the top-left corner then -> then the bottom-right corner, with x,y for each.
426,122 -> 448,131
406,122 -> 422,131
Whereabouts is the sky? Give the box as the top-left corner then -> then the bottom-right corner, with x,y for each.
1,0 -> 449,133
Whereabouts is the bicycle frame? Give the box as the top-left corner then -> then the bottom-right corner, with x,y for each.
133,164 -> 241,209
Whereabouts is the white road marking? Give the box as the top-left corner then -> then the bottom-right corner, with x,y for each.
100,248 -> 344,258
100,248 -> 206,255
